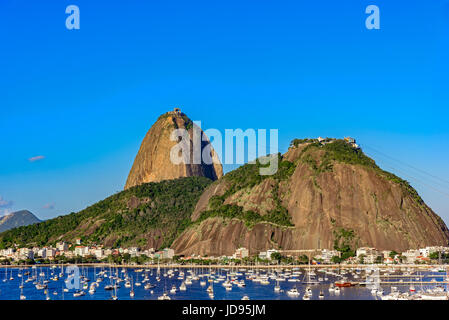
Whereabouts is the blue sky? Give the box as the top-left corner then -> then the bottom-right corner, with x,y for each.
1,1 -> 449,224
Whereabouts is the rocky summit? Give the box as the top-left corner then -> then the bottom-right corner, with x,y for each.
125,109 -> 223,190
172,138 -> 449,256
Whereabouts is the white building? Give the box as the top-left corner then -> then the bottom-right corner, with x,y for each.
56,242 -> 68,252
37,248 -> 47,258
94,249 -> 104,259
258,249 -> 279,260
233,248 -> 249,259
402,249 -> 421,263
315,249 -> 340,263
162,248 -> 174,259
356,247 -> 381,263
74,246 -> 89,257
129,247 -> 139,257
18,248 -> 34,260
46,248 -> 56,258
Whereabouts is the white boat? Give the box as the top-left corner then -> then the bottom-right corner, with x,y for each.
158,293 -> 171,300
73,290 -> 85,297
144,282 -> 155,290
287,287 -> 300,296
419,292 -> 448,300
274,279 -> 281,292
241,295 -> 250,300
180,281 -> 187,291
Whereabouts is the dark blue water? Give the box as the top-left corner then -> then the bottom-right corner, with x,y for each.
0,267 -> 446,300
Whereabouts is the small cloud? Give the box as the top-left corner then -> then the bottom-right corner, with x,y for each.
28,155 -> 45,162
0,196 -> 14,217
0,196 -> 13,208
42,203 -> 55,210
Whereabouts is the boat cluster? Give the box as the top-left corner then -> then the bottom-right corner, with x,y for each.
1,264 -> 448,300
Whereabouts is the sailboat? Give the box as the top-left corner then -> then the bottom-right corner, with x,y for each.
130,277 -> 135,297
180,281 -> 187,291
274,279 -> 281,292
110,278 -> 118,300
158,280 -> 171,300
156,260 -> 161,282
19,276 -> 26,300
287,286 -> 300,296
207,281 -> 214,299
46,289 -> 51,300
303,260 -> 319,285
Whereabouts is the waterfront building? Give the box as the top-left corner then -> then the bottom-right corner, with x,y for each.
37,248 -> 47,258
162,248 -> 175,259
402,249 -> 421,263
46,248 -> 56,258
94,249 -> 104,259
314,249 -> 340,264
233,248 -> 249,259
74,246 -> 89,257
56,242 -> 68,252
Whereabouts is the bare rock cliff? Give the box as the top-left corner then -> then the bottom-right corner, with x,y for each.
125,110 -> 223,189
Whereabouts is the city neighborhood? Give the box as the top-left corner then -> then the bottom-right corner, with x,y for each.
1,241 -> 448,266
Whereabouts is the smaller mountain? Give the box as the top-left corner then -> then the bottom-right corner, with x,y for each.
0,177 -> 212,249
0,210 -> 41,233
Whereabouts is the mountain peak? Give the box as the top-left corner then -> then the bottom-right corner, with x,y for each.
0,210 -> 41,233
124,110 -> 223,190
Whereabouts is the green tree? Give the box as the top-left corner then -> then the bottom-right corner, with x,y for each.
389,251 -> 398,259
270,252 -> 282,263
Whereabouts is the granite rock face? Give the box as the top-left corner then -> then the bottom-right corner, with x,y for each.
172,141 -> 449,255
125,110 -> 223,189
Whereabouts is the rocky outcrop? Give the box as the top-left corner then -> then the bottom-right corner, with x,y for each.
171,217 -> 295,256
172,140 -> 449,255
125,109 -> 223,189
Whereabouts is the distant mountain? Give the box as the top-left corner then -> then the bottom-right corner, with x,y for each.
0,210 -> 41,233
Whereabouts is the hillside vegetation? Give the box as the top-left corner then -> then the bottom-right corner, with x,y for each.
197,153 -> 296,228
0,177 -> 212,249
293,139 -> 424,205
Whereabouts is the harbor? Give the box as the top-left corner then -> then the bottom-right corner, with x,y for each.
0,264 -> 448,300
